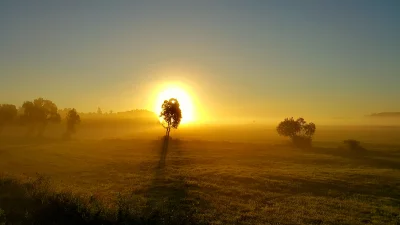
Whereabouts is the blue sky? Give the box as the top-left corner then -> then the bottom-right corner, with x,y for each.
0,0 -> 399,122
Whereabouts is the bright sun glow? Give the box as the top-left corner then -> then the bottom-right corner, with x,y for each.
155,85 -> 195,124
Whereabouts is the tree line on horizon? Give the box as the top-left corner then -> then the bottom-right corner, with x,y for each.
0,98 -> 81,138
0,97 -> 160,138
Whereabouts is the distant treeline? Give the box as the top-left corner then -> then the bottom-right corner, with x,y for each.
368,112 -> 400,118
0,98 -> 160,137
59,108 -> 159,122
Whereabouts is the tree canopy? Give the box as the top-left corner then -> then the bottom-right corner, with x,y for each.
20,98 -> 61,136
21,98 -> 61,124
277,117 -> 316,138
65,108 -> 81,138
0,104 -> 17,123
159,98 -> 182,137
277,117 -> 316,148
66,108 -> 80,133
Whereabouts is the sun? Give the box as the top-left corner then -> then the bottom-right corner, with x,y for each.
154,85 -> 195,124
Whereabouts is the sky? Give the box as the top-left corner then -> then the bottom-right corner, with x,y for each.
0,0 -> 399,124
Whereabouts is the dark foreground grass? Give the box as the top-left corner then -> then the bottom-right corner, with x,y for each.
0,174 -> 205,225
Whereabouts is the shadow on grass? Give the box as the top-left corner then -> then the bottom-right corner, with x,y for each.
143,136 -> 207,225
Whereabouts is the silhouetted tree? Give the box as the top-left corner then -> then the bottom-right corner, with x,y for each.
277,117 -> 316,148
20,98 -> 61,136
159,98 -> 182,138
97,107 -> 102,115
0,104 -> 17,133
65,108 -> 80,138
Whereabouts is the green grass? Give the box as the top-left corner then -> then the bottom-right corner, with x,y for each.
1,128 -> 400,224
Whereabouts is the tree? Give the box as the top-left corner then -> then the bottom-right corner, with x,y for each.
0,104 -> 17,133
65,108 -> 80,138
20,98 -> 61,136
159,98 -> 182,138
277,117 -> 316,148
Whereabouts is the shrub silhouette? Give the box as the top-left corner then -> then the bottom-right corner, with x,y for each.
343,139 -> 363,151
277,117 -> 316,148
20,98 -> 61,136
64,108 -> 81,139
159,98 -> 182,138
0,104 -> 17,134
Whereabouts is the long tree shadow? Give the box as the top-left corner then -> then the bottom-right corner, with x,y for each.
144,137 -> 207,225
158,136 -> 169,170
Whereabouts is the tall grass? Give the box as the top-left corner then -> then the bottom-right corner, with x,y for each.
0,174 -> 204,225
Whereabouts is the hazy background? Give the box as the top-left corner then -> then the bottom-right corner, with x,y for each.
1,0 -> 399,125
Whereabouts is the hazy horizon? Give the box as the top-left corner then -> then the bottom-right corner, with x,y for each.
1,1 -> 399,124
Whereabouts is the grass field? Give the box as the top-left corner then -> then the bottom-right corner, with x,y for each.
1,125 -> 400,224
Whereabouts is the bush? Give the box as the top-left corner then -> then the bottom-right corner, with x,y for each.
343,139 -> 363,151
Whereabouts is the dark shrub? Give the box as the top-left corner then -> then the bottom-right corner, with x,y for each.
343,139 -> 363,150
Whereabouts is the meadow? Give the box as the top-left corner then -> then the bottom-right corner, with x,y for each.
1,124 -> 400,224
